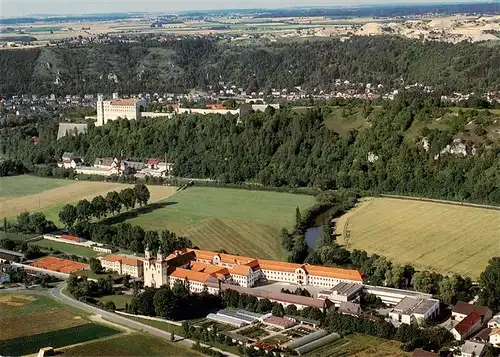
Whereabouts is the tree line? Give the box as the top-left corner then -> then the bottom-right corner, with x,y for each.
1,36 -> 499,96
6,96 -> 499,206
58,184 -> 150,229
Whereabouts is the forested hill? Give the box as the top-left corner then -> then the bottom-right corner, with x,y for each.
1,36 -> 499,96
5,98 -> 500,205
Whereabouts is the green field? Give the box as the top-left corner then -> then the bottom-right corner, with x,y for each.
124,315 -> 240,356
0,293 -> 120,355
121,187 -> 315,259
61,333 -> 202,356
337,197 -> 500,278
0,323 -> 120,355
97,294 -> 133,310
0,175 -> 72,199
304,334 -> 409,357
32,239 -> 99,258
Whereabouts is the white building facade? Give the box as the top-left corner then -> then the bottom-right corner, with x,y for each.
96,94 -> 146,127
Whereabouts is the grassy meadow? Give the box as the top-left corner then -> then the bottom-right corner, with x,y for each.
0,293 -> 120,355
119,187 -> 315,259
336,197 -> 500,278
0,175 -> 72,200
32,238 -> 99,258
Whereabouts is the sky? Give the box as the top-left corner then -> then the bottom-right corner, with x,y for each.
0,0 -> 491,18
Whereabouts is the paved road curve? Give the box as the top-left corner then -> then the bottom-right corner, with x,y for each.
4,284 -> 239,357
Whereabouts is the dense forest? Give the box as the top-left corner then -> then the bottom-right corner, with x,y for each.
4,96 -> 500,205
0,36 -> 499,96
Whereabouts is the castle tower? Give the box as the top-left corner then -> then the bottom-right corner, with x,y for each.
96,93 -> 105,127
145,244 -> 151,260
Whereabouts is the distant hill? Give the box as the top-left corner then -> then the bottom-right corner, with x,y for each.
0,36 -> 499,95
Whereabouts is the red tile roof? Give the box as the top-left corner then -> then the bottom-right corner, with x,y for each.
101,255 -> 143,267
170,268 -> 217,284
454,312 -> 482,336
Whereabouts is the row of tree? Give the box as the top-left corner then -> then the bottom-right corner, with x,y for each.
125,282 -> 222,321
6,97 -> 499,207
13,211 -> 56,234
58,184 -> 150,228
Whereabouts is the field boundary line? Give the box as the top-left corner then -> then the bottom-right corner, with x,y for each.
379,194 -> 500,211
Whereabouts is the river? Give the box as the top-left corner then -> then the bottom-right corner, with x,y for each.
305,225 -> 323,249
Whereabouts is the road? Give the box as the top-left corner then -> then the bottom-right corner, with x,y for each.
47,284 -> 239,357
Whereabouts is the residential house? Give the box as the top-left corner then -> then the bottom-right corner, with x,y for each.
490,328 -> 500,347
452,312 -> 483,340
472,328 -> 492,343
460,340 -> 487,357
452,302 -> 493,324
93,157 -> 120,170
488,312 -> 500,328
58,152 -> 83,169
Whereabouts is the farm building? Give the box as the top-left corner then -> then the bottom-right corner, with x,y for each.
285,329 -> 328,350
206,312 -> 248,328
294,333 -> 340,355
284,315 -> 320,328
262,316 -> 296,330
388,296 -> 440,324
365,285 -> 434,306
317,282 -> 363,305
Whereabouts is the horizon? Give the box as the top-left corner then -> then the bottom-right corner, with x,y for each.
0,0 -> 494,19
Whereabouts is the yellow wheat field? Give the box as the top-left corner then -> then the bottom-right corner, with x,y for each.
336,197 -> 500,279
